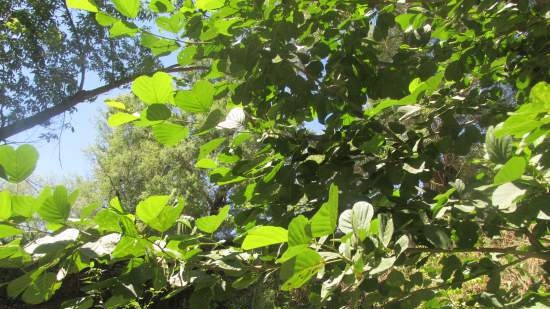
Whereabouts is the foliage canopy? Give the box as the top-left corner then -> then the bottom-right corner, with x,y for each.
0,0 -> 549,308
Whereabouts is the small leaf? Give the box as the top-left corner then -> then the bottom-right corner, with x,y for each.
140,33 -> 179,56
149,0 -> 174,12
132,72 -> 175,105
198,137 -> 226,160
196,205 -> 230,234
195,158 -> 217,169
107,112 -> 138,127
216,107 -> 245,129
310,184 -> 339,237
177,46 -> 197,66
231,273 -> 258,290
493,156 -> 526,185
112,0 -> 140,18
242,226 -> 288,250
378,214 -> 393,247
67,0 -> 98,12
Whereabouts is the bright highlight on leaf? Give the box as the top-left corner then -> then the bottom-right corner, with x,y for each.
310,184 -> 339,237
241,226 -> 288,250
112,0 -> 140,18
132,72 -> 175,105
66,0 -> 99,12
196,205 -> 230,233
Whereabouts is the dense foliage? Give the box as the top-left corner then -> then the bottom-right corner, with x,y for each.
0,0 -> 549,308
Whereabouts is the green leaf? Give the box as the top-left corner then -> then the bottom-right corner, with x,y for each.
231,273 -> 258,290
136,196 -> 184,232
149,0 -> 175,13
175,80 -> 215,113
105,100 -> 126,110
242,226 -> 288,250
0,191 -> 11,221
66,0 -> 99,12
370,256 -> 396,275
196,205 -> 230,234
95,12 -> 119,26
112,0 -> 140,18
378,214 -> 394,247
37,186 -> 74,224
196,0 -> 224,11
280,248 -> 323,290
177,46 -> 197,66
132,72 -> 175,104
0,224 -> 22,238
107,112 -> 139,127
494,157 -> 526,185
140,33 -> 179,56
424,226 -> 451,249
485,126 -> 513,164
310,184 -> 339,237
109,21 -> 138,37
145,104 -> 171,121
156,13 -> 185,34
21,272 -> 62,304
152,123 -> 189,147
288,215 -> 311,247
492,182 -> 526,211
198,137 -> 226,160
0,144 -> 39,183
195,158 -> 217,169
337,201 -> 373,240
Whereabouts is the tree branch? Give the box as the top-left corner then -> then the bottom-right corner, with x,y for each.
406,247 -> 550,261
0,65 -> 209,141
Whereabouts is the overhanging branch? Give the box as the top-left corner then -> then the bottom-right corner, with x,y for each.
0,65 -> 209,141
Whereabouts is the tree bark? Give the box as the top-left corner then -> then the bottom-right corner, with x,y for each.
0,65 -> 208,141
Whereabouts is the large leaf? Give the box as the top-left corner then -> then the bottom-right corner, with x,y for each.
156,13 -> 185,33
280,248 -> 323,290
196,205 -> 230,234
136,196 -> 184,232
196,0 -> 224,11
0,144 -> 39,183
112,0 -> 140,18
37,186 -> 76,224
0,191 -> 11,221
21,272 -> 62,304
152,123 -> 189,146
0,224 -> 22,238
66,0 -> 99,12
241,226 -> 288,250
310,184 -> 339,237
175,80 -> 215,113
492,182 -> 526,211
288,215 -> 311,247
132,72 -> 175,104
493,156 -> 526,185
